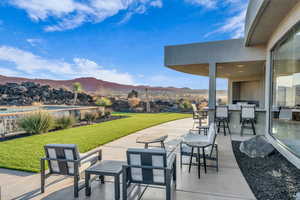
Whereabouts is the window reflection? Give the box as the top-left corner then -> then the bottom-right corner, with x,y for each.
271,24 -> 300,156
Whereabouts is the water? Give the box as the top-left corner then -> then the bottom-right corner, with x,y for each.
0,106 -> 79,114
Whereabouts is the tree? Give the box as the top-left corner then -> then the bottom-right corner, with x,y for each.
95,97 -> 112,107
128,90 -> 138,98
72,82 -> 82,105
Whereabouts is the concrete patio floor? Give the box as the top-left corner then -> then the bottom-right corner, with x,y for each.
0,118 -> 256,200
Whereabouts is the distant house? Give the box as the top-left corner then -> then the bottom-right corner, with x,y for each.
164,1 -> 300,168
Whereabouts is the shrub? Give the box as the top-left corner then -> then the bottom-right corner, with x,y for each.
128,97 -> 141,108
55,115 -> 76,129
18,111 -> 54,134
95,97 -> 112,107
104,111 -> 111,118
84,112 -> 98,124
179,99 -> 192,110
97,110 -> 104,119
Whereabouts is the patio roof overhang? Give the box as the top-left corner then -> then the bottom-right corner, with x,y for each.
244,0 -> 299,46
164,39 -> 266,78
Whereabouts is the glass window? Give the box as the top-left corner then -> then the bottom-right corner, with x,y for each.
271,23 -> 300,156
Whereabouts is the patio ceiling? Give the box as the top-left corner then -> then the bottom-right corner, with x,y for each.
244,0 -> 299,46
168,61 -> 265,79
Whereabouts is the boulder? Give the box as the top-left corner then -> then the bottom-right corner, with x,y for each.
240,136 -> 275,158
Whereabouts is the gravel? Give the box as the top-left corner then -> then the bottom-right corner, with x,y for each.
232,141 -> 300,200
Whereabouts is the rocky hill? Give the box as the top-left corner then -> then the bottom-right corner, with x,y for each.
0,75 -> 226,98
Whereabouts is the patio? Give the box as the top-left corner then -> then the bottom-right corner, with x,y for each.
0,118 -> 256,200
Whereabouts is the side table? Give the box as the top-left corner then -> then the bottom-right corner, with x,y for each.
85,160 -> 126,200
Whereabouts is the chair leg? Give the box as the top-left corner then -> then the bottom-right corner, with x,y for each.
217,121 -> 220,133
240,120 -> 244,136
40,159 -> 45,193
122,166 -> 128,200
215,145 -> 219,172
202,147 -> 207,174
222,121 -> 226,136
197,147 -> 201,179
166,170 -> 172,200
251,120 -> 256,135
85,173 -> 91,196
173,157 -> 177,189
180,144 -> 183,169
74,175 -> 79,197
188,147 -> 194,173
226,119 -> 231,134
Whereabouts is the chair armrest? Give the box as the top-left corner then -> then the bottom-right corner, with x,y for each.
79,149 -> 102,162
41,157 -> 79,163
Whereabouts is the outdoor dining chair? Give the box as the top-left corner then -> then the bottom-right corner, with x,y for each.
41,144 -> 102,197
180,123 -> 219,173
192,103 -> 200,129
122,148 -> 176,200
191,103 -> 209,134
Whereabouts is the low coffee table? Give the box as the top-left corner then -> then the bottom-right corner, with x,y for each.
85,160 -> 126,200
136,133 -> 168,148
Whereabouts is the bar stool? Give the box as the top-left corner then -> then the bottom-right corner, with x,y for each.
191,104 -> 200,129
215,106 -> 230,136
240,105 -> 256,136
191,104 -> 208,135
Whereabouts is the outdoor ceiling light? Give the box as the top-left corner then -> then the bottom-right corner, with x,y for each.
238,70 -> 244,73
237,65 -> 244,68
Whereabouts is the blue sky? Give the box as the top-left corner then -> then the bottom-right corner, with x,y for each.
0,0 -> 248,89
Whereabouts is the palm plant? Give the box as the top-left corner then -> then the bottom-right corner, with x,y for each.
72,82 -> 82,105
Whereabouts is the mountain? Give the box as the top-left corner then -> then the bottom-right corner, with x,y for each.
0,75 -> 226,97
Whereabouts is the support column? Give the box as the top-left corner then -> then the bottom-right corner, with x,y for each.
208,62 -> 216,123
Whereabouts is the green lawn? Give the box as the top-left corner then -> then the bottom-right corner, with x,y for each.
0,113 -> 191,172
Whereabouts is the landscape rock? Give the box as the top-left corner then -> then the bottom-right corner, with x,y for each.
240,136 -> 275,158
0,82 -> 93,106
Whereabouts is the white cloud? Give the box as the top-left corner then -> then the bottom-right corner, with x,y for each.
0,67 -> 21,77
185,0 -> 217,9
216,8 -> 247,38
185,0 -> 248,38
0,45 -> 135,85
26,38 -> 43,46
9,0 -> 163,31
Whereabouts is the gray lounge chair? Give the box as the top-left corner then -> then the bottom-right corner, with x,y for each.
41,144 -> 102,197
122,148 -> 176,200
180,123 -> 219,172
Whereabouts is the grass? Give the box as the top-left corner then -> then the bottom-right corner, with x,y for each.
0,113 -> 191,172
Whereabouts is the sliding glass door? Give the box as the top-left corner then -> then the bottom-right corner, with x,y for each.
271,23 -> 300,156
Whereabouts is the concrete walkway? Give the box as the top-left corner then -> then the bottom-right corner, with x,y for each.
0,118 -> 256,200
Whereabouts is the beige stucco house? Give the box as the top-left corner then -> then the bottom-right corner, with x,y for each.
164,0 -> 300,168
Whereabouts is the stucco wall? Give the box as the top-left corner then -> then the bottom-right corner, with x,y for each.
265,1 -> 300,169
228,75 -> 265,108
